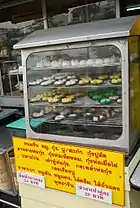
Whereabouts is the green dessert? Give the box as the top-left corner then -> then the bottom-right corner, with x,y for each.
92,95 -> 102,101
100,99 -> 112,105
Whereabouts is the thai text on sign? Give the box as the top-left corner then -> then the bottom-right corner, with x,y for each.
76,183 -> 112,204
17,172 -> 45,189
13,137 -> 125,206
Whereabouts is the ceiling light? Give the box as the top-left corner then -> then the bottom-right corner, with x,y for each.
126,4 -> 140,11
0,0 -> 33,10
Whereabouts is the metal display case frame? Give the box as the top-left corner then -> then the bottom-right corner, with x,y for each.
14,16 -> 140,154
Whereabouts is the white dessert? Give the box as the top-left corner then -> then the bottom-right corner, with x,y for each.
68,114 -> 77,118
62,60 -> 70,67
43,77 -> 48,81
71,60 -> 79,67
67,75 -> 76,80
58,59 -> 63,66
65,79 -> 78,86
55,115 -> 65,121
32,110 -> 44,118
29,79 -> 42,85
87,59 -> 95,66
54,79 -> 66,86
93,116 -> 99,122
36,79 -> 42,85
99,115 -> 106,121
41,79 -> 54,86
110,55 -> 116,64
95,58 -> 104,65
29,81 -> 36,86
79,60 -> 86,66
110,55 -> 120,64
32,112 -> 41,118
117,99 -> 122,104
109,96 -> 119,101
44,61 -> 51,67
55,75 -> 66,80
103,58 -> 110,64
51,60 -> 59,68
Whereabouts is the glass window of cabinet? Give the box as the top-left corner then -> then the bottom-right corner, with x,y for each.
27,44 -> 122,141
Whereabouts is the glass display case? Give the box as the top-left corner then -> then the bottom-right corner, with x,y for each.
27,45 -> 122,140
14,16 -> 140,154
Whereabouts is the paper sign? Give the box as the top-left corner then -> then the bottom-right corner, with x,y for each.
13,137 -> 125,206
76,183 -> 112,204
17,172 -> 45,189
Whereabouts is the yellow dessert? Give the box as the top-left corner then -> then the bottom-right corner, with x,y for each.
66,94 -> 76,100
98,75 -> 108,80
111,78 -> 122,84
110,72 -> 121,79
90,79 -> 103,85
48,97 -> 60,103
62,97 -> 73,104
42,97 -> 49,101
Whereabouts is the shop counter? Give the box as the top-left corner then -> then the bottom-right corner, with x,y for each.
0,109 -> 18,121
6,117 -> 48,138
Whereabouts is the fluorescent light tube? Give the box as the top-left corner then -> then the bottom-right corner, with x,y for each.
0,0 -> 33,10
127,5 -> 140,11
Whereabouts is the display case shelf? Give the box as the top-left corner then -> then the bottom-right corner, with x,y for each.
28,62 -> 121,71
30,96 -> 122,108
50,129 -> 121,140
28,83 -> 122,89
45,113 -> 122,128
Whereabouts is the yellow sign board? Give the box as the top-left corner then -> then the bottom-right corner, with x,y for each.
13,137 -> 125,206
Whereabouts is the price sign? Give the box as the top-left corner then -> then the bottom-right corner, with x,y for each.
17,172 -> 45,189
76,183 -> 112,204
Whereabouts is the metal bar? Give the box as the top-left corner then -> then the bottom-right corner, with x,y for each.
41,0 -> 48,29
116,0 -> 120,18
0,96 -> 24,107
8,73 -> 13,96
0,70 -> 4,96
0,199 -> 20,208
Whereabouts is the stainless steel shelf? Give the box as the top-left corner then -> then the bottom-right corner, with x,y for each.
47,114 -> 122,127
28,62 -> 121,71
9,71 -> 22,75
30,113 -> 122,128
30,96 -> 122,108
28,82 -> 122,89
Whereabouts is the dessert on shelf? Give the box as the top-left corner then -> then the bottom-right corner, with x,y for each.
34,54 -> 121,69
28,71 -> 122,87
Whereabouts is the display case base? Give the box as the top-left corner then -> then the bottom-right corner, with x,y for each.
19,185 -> 140,208
18,148 -> 140,208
